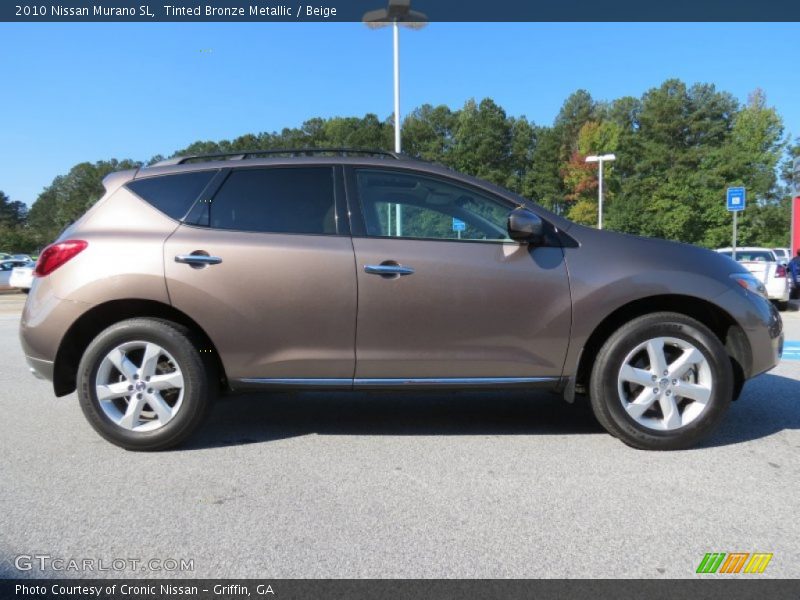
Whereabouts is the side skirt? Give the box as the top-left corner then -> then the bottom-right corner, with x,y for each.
232,377 -> 562,392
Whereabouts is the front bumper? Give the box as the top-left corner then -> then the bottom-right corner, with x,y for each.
748,294 -> 783,377
715,287 -> 783,379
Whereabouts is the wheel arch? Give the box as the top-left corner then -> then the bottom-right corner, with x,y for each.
53,299 -> 227,397
572,294 -> 750,401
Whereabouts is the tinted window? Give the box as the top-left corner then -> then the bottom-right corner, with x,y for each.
355,169 -> 511,242
209,168 -> 336,235
127,171 -> 216,220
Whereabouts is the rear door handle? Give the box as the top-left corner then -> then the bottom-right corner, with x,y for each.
175,253 -> 222,266
364,264 -> 415,276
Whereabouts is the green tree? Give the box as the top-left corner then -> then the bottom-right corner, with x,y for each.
28,159 -> 140,245
606,80 -> 741,244
526,125 -> 564,213
554,89 -> 596,161
0,190 -> 28,227
451,98 -> 513,186
0,190 -> 35,252
402,104 -> 457,163
21,82 -> 793,251
701,89 -> 786,247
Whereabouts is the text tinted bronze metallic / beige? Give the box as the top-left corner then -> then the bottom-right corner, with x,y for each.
19,149 -> 784,450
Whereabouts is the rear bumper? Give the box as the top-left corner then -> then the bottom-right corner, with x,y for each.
19,277 -> 91,379
26,355 -> 54,381
9,274 -> 33,289
766,285 -> 790,302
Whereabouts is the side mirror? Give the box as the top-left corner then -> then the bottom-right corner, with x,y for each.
507,207 -> 544,243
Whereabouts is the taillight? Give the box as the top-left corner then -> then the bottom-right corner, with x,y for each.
776,265 -> 786,278
33,240 -> 88,277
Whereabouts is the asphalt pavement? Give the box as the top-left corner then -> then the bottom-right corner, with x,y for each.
1,293 -> 798,579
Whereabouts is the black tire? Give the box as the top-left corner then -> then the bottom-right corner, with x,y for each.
77,318 -> 216,451
589,312 -> 733,451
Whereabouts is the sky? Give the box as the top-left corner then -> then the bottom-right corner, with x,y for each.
0,22 -> 798,206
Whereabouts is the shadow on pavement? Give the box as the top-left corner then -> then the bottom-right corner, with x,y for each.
702,373 -> 800,448
185,389 -> 603,450
184,373 -> 800,451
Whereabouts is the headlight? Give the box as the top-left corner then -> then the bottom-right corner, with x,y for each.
730,273 -> 768,298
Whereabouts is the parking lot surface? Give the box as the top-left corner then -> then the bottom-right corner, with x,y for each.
1,293 -> 799,579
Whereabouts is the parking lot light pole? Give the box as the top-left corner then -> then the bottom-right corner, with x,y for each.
585,153 -> 616,230
363,0 -> 427,236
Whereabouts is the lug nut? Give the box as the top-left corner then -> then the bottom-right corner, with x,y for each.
133,374 -> 139,380
652,375 -> 657,381
147,388 -> 153,394
128,385 -> 133,391
672,379 -> 678,385
653,388 -> 660,394
666,390 -> 672,396
136,393 -> 142,399
663,370 -> 668,376
145,376 -> 150,381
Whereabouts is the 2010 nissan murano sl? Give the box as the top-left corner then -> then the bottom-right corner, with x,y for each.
20,149 -> 784,451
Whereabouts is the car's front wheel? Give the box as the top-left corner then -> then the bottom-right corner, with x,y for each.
77,318 -> 215,451
589,312 -> 733,450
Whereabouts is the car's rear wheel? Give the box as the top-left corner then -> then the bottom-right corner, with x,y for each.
589,312 -> 733,450
77,318 -> 215,451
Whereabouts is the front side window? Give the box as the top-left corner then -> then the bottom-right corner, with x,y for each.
208,167 -> 336,235
355,169 -> 512,242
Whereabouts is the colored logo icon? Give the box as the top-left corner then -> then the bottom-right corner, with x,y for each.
696,552 -> 773,574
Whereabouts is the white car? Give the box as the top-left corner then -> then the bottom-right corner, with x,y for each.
772,247 -> 791,264
716,247 -> 790,307
9,261 -> 35,293
0,260 -> 33,291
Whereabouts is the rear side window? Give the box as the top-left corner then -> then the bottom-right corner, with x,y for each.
127,171 -> 216,220
720,250 -> 775,262
208,167 -> 336,235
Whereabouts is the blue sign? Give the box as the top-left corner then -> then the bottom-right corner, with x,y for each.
727,187 -> 746,212
452,218 -> 466,232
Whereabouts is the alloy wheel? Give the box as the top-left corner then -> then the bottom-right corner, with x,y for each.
94,341 -> 185,432
616,336 -> 713,431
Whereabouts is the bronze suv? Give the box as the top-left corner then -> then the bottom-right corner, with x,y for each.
20,149 -> 783,450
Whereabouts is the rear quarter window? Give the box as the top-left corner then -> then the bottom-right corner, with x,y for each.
126,171 -> 217,220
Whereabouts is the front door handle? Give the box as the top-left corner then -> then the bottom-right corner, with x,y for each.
364,263 -> 415,276
175,253 -> 222,267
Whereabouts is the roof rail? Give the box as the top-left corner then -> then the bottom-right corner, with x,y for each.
150,148 -> 404,167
